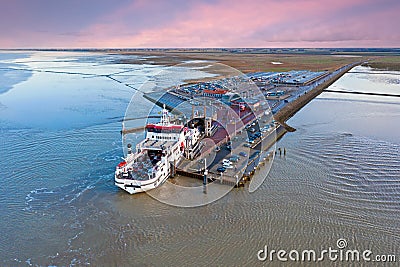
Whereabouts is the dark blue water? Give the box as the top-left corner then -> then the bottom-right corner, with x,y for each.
0,52 -> 399,266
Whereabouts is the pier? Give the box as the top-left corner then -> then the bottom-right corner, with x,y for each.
274,62 -> 359,124
123,62 -> 360,188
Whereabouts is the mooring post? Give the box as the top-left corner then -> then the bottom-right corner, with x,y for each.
203,170 -> 207,194
203,159 -> 207,194
171,159 -> 176,178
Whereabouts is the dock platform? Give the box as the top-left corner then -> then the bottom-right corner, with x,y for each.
126,62 -> 361,188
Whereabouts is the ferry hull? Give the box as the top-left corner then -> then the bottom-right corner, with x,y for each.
114,175 -> 169,194
116,106 -> 200,194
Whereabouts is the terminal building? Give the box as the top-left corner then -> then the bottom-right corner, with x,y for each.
248,70 -> 328,87
271,70 -> 328,86
202,89 -> 229,98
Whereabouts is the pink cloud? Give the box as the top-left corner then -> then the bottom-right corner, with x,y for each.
74,0 -> 399,48
1,0 -> 399,48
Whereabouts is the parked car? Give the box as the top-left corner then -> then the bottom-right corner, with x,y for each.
229,155 -> 240,162
222,159 -> 231,165
217,166 -> 226,172
243,143 -> 251,147
239,152 -> 247,157
223,164 -> 234,169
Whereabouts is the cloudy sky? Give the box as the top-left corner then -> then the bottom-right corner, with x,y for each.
1,0 -> 399,48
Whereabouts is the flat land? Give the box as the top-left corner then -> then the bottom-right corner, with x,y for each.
363,56 -> 400,71
113,49 -> 400,72
117,51 -> 364,73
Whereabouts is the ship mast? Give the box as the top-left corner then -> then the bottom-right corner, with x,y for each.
160,104 -> 170,125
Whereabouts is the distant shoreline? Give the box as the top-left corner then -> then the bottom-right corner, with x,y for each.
2,48 -> 399,71
2,47 -> 400,55
110,50 -> 400,72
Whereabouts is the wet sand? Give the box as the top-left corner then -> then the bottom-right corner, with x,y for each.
363,57 -> 400,71
115,51 -> 367,73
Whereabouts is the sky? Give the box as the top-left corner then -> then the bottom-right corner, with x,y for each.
1,0 -> 399,48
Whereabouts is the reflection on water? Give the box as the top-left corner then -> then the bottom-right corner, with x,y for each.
329,65 -> 400,96
0,55 -> 399,266
0,52 -> 33,94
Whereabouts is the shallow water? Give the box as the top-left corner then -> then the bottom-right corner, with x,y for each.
0,53 -> 399,266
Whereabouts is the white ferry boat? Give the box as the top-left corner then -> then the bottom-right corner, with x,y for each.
115,106 -> 201,194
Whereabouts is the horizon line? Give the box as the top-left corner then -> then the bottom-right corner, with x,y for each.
1,47 -> 400,51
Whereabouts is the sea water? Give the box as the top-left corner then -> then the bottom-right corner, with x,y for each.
0,52 -> 399,266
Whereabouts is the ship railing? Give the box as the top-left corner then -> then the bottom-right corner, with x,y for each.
115,171 -> 152,182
